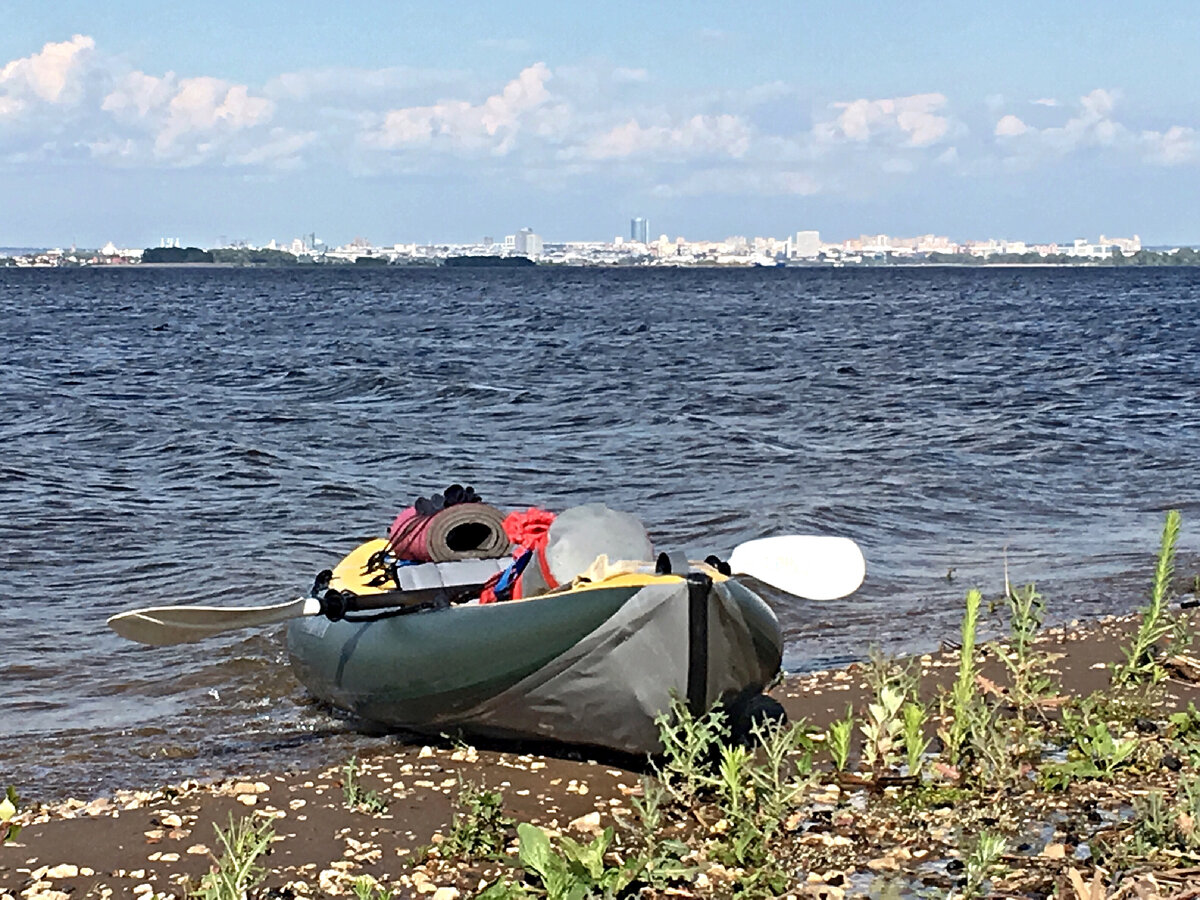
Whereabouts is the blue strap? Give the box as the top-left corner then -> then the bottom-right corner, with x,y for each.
495,548 -> 535,595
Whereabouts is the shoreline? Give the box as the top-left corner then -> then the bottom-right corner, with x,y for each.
4,606 -> 1200,899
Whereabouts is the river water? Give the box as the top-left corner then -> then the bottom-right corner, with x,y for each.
1,265 -> 1198,799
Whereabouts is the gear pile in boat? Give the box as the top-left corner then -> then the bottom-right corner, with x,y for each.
312,485 -> 661,616
289,484 -> 785,755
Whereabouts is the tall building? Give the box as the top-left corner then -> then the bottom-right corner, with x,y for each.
630,217 -> 649,245
791,230 -> 821,259
514,227 -> 543,258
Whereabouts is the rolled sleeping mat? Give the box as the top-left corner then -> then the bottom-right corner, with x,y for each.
389,503 -> 511,562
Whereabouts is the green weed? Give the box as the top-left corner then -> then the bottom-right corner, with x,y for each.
190,814 -> 275,900
1115,509 -> 1182,685
902,701 -> 931,779
1074,682 -> 1163,736
964,698 -> 1034,790
652,694 -> 726,805
513,822 -> 643,900
860,684 -> 905,773
707,719 -> 813,895
750,717 -> 815,803
1097,774 -> 1200,866
342,755 -> 389,815
715,743 -> 753,820
626,776 -> 664,848
1169,702 -> 1200,742
1040,718 -> 1138,790
961,829 -> 1008,900
620,777 -> 694,890
827,706 -> 854,773
442,779 -> 514,860
998,580 -> 1055,715
889,783 -> 968,814
864,646 -> 921,706
648,696 -> 811,894
1173,612 -> 1196,654
939,589 -> 982,767
352,875 -> 396,900
0,786 -> 19,844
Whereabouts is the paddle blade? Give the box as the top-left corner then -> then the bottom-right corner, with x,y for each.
728,536 -> 866,600
107,597 -> 321,646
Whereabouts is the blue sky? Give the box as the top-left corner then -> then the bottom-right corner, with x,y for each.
2,1 -> 1198,247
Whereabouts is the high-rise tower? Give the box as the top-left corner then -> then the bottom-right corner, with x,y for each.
630,217 -> 649,245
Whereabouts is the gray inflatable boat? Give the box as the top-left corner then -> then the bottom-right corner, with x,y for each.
286,540 -> 784,755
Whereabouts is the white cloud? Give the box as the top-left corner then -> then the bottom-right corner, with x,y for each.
995,114 -> 1028,137
368,62 -> 557,155
612,67 -> 648,83
263,66 -> 475,109
652,167 -> 820,198
0,34 -> 286,168
86,136 -> 139,162
4,31 -> 1198,206
102,71 -> 175,120
227,127 -> 316,169
820,93 -> 951,148
1080,88 -> 1115,118
0,34 -> 94,108
1142,125 -> 1197,165
987,88 -> 1199,172
104,72 -> 276,161
1028,88 -> 1124,155
585,114 -> 752,160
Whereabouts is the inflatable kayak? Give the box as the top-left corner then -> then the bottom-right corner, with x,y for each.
286,538 -> 784,755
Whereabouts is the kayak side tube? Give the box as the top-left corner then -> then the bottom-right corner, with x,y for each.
286,572 -> 783,755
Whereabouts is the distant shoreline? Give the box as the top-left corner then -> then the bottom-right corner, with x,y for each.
6,257 -> 1200,271
5,261 -> 1199,270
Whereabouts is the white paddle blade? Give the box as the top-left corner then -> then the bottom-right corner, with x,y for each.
107,597 -> 321,646
728,536 -> 866,601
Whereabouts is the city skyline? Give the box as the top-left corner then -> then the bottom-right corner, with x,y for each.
0,223 -> 1164,258
2,227 -> 1157,269
2,2 -> 1199,246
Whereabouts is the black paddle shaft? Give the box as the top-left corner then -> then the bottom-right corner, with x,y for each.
319,583 -> 489,621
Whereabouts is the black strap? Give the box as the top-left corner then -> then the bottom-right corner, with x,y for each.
685,573 -> 712,718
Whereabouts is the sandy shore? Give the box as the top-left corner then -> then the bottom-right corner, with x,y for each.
3,610 -> 1200,899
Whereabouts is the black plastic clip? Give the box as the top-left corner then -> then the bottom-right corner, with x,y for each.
311,569 -> 333,595
320,589 -> 354,622
704,554 -> 732,576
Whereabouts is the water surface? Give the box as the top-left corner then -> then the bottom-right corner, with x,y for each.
1,266 -> 1197,798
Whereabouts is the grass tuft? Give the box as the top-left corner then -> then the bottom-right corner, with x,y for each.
190,814 -> 275,900
342,755 -> 389,815
442,779 -> 514,860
